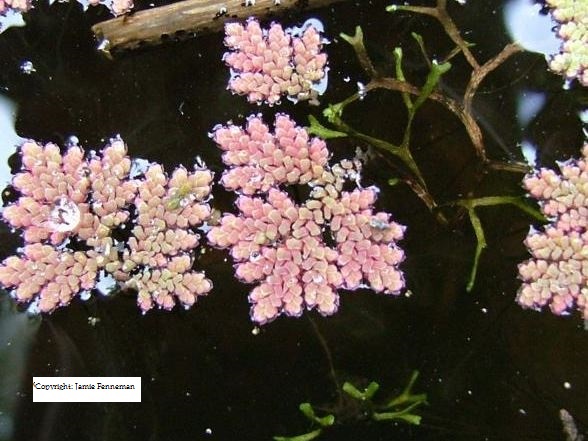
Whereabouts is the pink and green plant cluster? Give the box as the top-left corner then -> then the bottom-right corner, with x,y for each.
546,0 -> 588,86
0,17 -> 409,325
0,138 -> 213,314
223,19 -> 328,105
84,0 -> 133,16
0,0 -> 31,16
518,143 -> 588,319
208,114 -> 405,324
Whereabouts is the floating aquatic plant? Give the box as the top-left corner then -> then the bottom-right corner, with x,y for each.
274,370 -> 427,441
208,114 -> 405,324
223,18 -> 328,105
0,138 -> 213,313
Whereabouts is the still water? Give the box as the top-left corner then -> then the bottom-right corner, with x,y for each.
0,0 -> 586,440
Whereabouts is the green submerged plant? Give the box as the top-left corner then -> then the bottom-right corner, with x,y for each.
309,0 -> 545,291
274,371 -> 427,441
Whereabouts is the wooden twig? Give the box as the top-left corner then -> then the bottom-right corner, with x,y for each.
92,0 -> 347,52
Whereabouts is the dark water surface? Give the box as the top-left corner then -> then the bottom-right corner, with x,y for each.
0,0 -> 587,440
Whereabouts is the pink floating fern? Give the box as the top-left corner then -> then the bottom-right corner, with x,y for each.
118,164 -> 214,312
223,18 -> 328,105
0,137 -> 213,314
518,142 -> 588,319
208,114 -> 405,325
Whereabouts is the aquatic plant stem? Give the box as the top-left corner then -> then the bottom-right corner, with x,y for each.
451,197 -> 546,291
387,0 -> 479,69
373,77 -> 487,161
274,428 -> 323,441
486,160 -> 531,174
312,28 -> 461,219
275,370 -> 427,439
339,27 -> 379,79
309,109 -> 444,219
463,42 -> 524,118
307,317 -> 344,409
386,3 -> 523,160
338,25 -> 488,161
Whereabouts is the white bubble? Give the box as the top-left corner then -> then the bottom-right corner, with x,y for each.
357,82 -> 367,100
66,135 -> 80,147
19,61 -> 36,75
46,198 -> 81,233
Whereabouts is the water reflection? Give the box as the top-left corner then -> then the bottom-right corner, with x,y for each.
0,11 -> 25,35
503,0 -> 560,56
520,139 -> 538,166
516,90 -> 546,129
0,95 -> 24,190
0,299 -> 41,441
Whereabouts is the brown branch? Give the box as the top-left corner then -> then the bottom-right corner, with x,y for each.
340,27 -> 379,79
367,78 -> 486,161
392,0 -> 479,69
486,160 -> 531,174
434,0 -> 479,69
92,0 -> 347,52
463,42 -> 523,116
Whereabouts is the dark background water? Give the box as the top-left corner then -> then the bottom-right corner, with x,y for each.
0,0 -> 587,440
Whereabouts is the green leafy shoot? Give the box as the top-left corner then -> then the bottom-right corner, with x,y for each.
452,196 -> 546,291
342,381 -> 380,401
273,404 -> 334,441
307,115 -> 348,140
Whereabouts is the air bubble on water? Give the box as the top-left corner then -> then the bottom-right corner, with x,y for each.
357,82 -> 367,100
194,155 -> 207,169
312,68 -> 329,96
47,198 -> 81,233
26,300 -> 40,315
130,158 -> 150,178
20,61 -> 36,75
290,18 -> 325,36
95,272 -> 117,296
66,135 -> 79,148
0,11 -> 26,34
